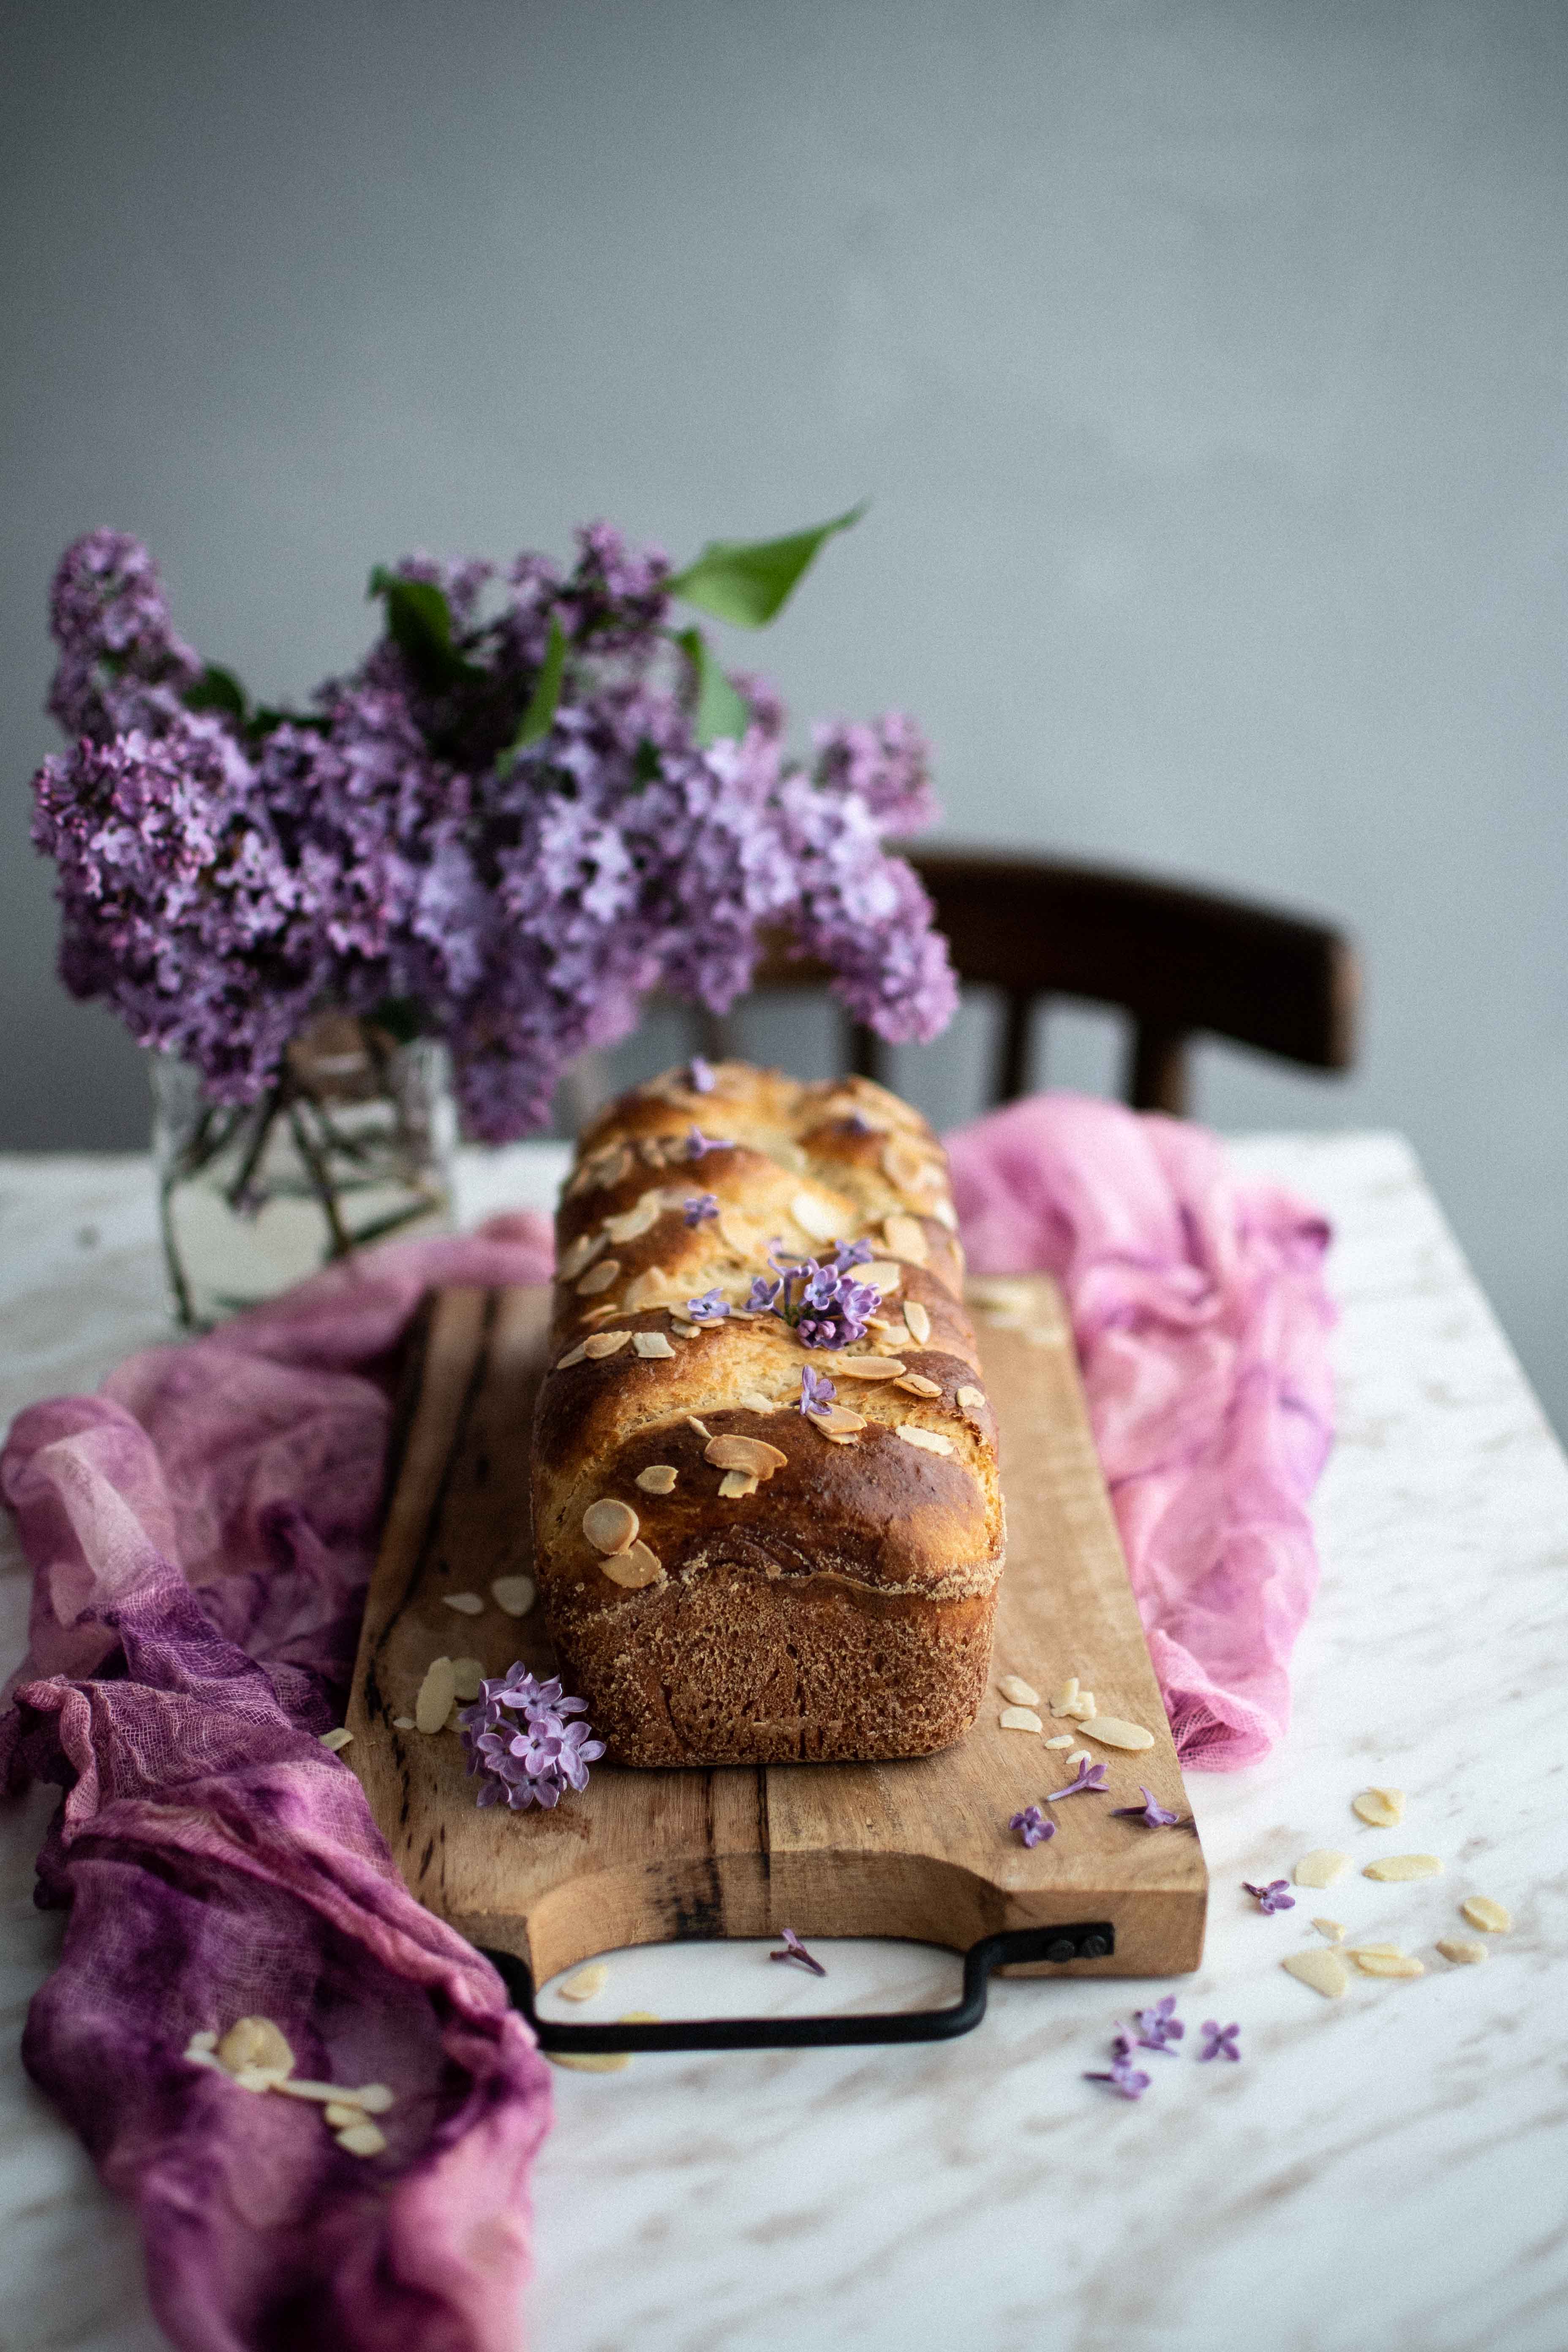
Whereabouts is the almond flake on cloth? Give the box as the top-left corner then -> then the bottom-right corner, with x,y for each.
1282,1949 -> 1350,1998
1293,1850 -> 1350,1889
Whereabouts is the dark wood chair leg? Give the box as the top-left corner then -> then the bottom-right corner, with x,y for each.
1127,1022 -> 1189,1115
997,993 -> 1034,1104
849,1019 -> 882,1085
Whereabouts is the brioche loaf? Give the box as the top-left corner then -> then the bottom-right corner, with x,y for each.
530,1061 -> 1004,1765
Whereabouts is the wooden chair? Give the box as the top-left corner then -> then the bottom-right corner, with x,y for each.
696,849 -> 1359,1116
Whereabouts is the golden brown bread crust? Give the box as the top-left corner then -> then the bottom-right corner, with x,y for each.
530,1061 -> 1004,1764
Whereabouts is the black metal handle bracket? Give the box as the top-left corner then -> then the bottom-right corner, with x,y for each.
482,1921 -> 1115,2053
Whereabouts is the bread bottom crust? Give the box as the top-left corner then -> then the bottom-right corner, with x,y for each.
548,1571 -> 998,1767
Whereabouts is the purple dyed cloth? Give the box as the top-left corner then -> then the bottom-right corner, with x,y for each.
945,1093 -> 1335,1767
1,1220 -> 557,2352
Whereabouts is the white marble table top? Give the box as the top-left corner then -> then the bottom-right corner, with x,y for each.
1,1131 -> 1565,2352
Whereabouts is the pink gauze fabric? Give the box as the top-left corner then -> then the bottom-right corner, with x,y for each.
0,1099 -> 1335,2352
944,1092 -> 1335,1769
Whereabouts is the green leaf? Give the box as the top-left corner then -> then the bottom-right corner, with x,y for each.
677,627 -> 753,747
666,501 -> 868,629
184,664 -> 248,723
511,617 -> 569,749
367,567 -> 482,694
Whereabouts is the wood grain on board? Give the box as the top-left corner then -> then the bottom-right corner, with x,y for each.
346,1276 -> 1206,1984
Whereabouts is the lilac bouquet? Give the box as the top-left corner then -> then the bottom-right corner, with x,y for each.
30,511 -> 957,1143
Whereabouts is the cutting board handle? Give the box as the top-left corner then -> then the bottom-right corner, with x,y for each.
484,1919 -> 1116,2053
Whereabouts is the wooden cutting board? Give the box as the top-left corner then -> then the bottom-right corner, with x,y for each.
346,1276 -> 1206,1985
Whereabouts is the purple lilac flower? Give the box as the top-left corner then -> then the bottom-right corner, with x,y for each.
1009,1805 -> 1056,1849
684,1192 -> 720,1227
458,1666 -> 605,1811
1046,1759 -> 1110,1800
33,527 -> 960,1138
1131,1996 -> 1184,2054
1242,1880 -> 1295,1915
1198,2020 -> 1242,2063
1112,1787 -> 1181,1829
769,1927 -> 826,1977
687,1056 -> 716,1093
800,1366 -> 837,1416
685,1127 -> 731,1160
685,1289 -> 730,1324
1084,2035 -> 1152,2102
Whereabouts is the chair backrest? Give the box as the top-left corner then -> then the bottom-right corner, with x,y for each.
734,849 -> 1359,1115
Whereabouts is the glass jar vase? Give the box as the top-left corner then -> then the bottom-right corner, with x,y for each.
151,1011 -> 456,1327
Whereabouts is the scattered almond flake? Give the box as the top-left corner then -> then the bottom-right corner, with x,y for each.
632,1331 -> 675,1359
1347,1941 -> 1402,1957
820,1430 -> 860,1445
1312,1918 -> 1347,1942
233,2064 -> 287,2093
638,1137 -> 668,1166
717,1470 -> 760,1499
883,1213 -> 929,1264
188,2030 -> 219,2055
576,1257 -> 623,1298
582,1330 -> 633,1360
336,2121 -> 388,2157
1363,1854 -> 1442,1882
490,1574 -> 536,1617
860,1260 -> 902,1294
704,1433 -> 788,1477
966,1277 -> 1034,1309
932,1198 -> 959,1230
805,1402 -> 866,1437
217,2017 -> 295,2078
558,1230 -> 607,1279
393,1715 -> 416,1731
1352,1786 -> 1405,1827
623,1269 -> 683,1311
560,1963 -> 609,2002
1043,1733 -> 1075,1751
1351,1949 -> 1425,1978
441,1591 -> 485,1615
998,1675 -> 1040,1707
686,1416 -> 712,1439
604,1194 -> 664,1244
1293,1850 -> 1350,1889
1461,1896 -> 1512,1934
1024,1325 -> 1064,1349
896,1373 -> 943,1398
1437,1937 -> 1488,1966
352,2084 -> 395,2113
449,1658 -> 485,1701
634,1465 -> 678,1495
956,1383 -> 986,1411
1282,1948 -> 1349,1999
790,1190 -> 843,1242
1081,1715 -> 1153,1751
546,2049 -> 631,2073
273,2077 -> 355,2104
579,1301 -> 625,1323
319,1727 -> 354,1752
415,1657 -> 457,1733
555,1343 -> 588,1370
1067,1749 -> 1094,1773
444,1701 -> 463,1732
583,1498 -> 639,1555
716,1209 -> 754,1256
736,1389 -> 775,1412
1049,1677 -> 1080,1715
895,1424 -> 955,1456
324,2101 -> 362,2126
811,1354 -> 906,1380
185,2047 -> 226,2073
602,1541 -> 664,1588
902,1300 -> 932,1345
1062,1692 -> 1097,1723
670,1319 -> 700,1339
999,1706 -> 1044,1734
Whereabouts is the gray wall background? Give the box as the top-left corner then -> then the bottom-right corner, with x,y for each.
3,1 -> 1566,1430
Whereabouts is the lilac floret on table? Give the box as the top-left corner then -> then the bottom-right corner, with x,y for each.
1199,2020 -> 1242,2063
459,1666 -> 605,1812
683,1192 -> 719,1227
1084,2034 -> 1152,2102
770,1927 -> 827,1977
1112,1786 -> 1181,1829
1131,1995 -> 1184,2053
1242,1878 -> 1295,1914
1046,1758 -> 1109,1800
1009,1805 -> 1056,1849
